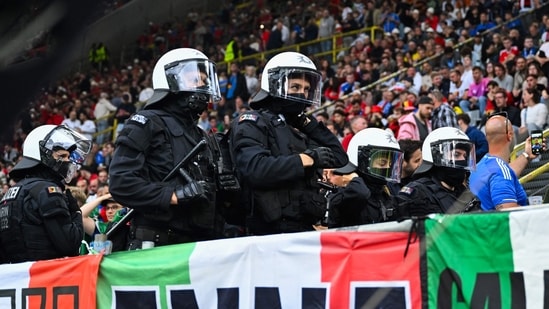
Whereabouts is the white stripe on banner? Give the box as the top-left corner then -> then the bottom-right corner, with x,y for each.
188,232 -> 324,308
0,261 -> 33,308
509,207 -> 549,308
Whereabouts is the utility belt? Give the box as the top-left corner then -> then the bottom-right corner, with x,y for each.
129,225 -> 195,247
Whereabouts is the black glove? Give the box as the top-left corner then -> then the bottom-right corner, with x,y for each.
303,147 -> 336,168
294,113 -> 319,133
65,189 -> 81,213
175,181 -> 207,205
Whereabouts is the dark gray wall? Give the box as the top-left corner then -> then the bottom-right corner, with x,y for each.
70,0 -> 217,70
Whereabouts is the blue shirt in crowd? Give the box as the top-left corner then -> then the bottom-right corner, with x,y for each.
469,154 -> 528,210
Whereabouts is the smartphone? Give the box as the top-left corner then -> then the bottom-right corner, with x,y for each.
531,130 -> 543,155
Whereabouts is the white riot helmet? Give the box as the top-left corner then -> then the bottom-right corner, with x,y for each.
249,51 -> 322,109
145,48 -> 221,108
414,127 -> 476,174
337,128 -> 403,183
10,125 -> 92,183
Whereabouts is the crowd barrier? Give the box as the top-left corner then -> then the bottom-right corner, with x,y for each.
2,204 -> 549,308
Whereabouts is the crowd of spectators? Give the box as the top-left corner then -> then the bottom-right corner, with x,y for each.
2,0 -> 549,205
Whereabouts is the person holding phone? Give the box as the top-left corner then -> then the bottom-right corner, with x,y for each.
531,130 -> 544,155
470,112 -> 544,211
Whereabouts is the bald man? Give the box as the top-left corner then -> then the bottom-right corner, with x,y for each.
469,113 -> 540,210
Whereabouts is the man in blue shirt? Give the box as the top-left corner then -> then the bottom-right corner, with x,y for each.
472,12 -> 496,36
469,113 -> 540,210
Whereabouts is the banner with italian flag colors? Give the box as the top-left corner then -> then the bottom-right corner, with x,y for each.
5,206 -> 549,308
97,225 -> 421,308
0,254 -> 102,309
425,206 -> 549,308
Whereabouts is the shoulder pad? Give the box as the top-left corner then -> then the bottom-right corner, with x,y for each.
238,112 -> 260,123
127,114 -> 149,126
399,186 -> 415,196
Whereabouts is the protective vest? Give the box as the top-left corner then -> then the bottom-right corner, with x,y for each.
137,109 -> 221,235
361,185 -> 397,223
0,178 -> 63,263
95,45 -> 108,63
239,110 -> 326,227
224,40 -> 235,62
398,176 -> 474,217
327,180 -> 396,228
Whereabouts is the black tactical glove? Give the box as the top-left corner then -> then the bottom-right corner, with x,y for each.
175,181 -> 207,206
294,113 -> 319,133
65,189 -> 81,213
303,147 -> 336,168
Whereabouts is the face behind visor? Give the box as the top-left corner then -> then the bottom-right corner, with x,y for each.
267,67 -> 322,107
164,59 -> 221,103
430,140 -> 476,170
39,126 -> 92,183
357,146 -> 404,183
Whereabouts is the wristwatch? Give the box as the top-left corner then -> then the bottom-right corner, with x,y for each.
522,152 -> 531,161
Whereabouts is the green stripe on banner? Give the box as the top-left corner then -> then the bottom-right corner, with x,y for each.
425,212 -> 514,308
97,242 -> 195,309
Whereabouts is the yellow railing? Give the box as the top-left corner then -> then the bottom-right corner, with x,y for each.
217,26 -> 383,69
92,113 -> 118,145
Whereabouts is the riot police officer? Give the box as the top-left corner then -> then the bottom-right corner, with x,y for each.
0,125 -> 91,263
326,128 -> 403,227
229,51 -> 348,235
396,127 -> 477,217
109,48 -> 224,249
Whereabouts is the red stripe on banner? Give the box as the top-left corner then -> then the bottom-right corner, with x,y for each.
320,232 -> 421,308
28,254 -> 102,309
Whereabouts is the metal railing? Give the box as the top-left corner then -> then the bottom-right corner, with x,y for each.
511,129 -> 549,185
217,26 -> 383,70
91,113 -> 118,144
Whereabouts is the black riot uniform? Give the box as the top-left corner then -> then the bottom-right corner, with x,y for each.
109,104 -> 221,248
327,176 -> 398,228
230,108 -> 347,234
108,48 -> 225,249
396,175 -> 472,216
395,127 -> 479,218
0,124 -> 90,263
323,127 -> 403,228
229,51 -> 348,235
0,176 -> 83,263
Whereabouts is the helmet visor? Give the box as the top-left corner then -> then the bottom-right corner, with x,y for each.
164,59 -> 222,102
431,140 -> 476,171
357,146 -> 404,183
43,126 -> 92,165
268,67 -> 322,107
